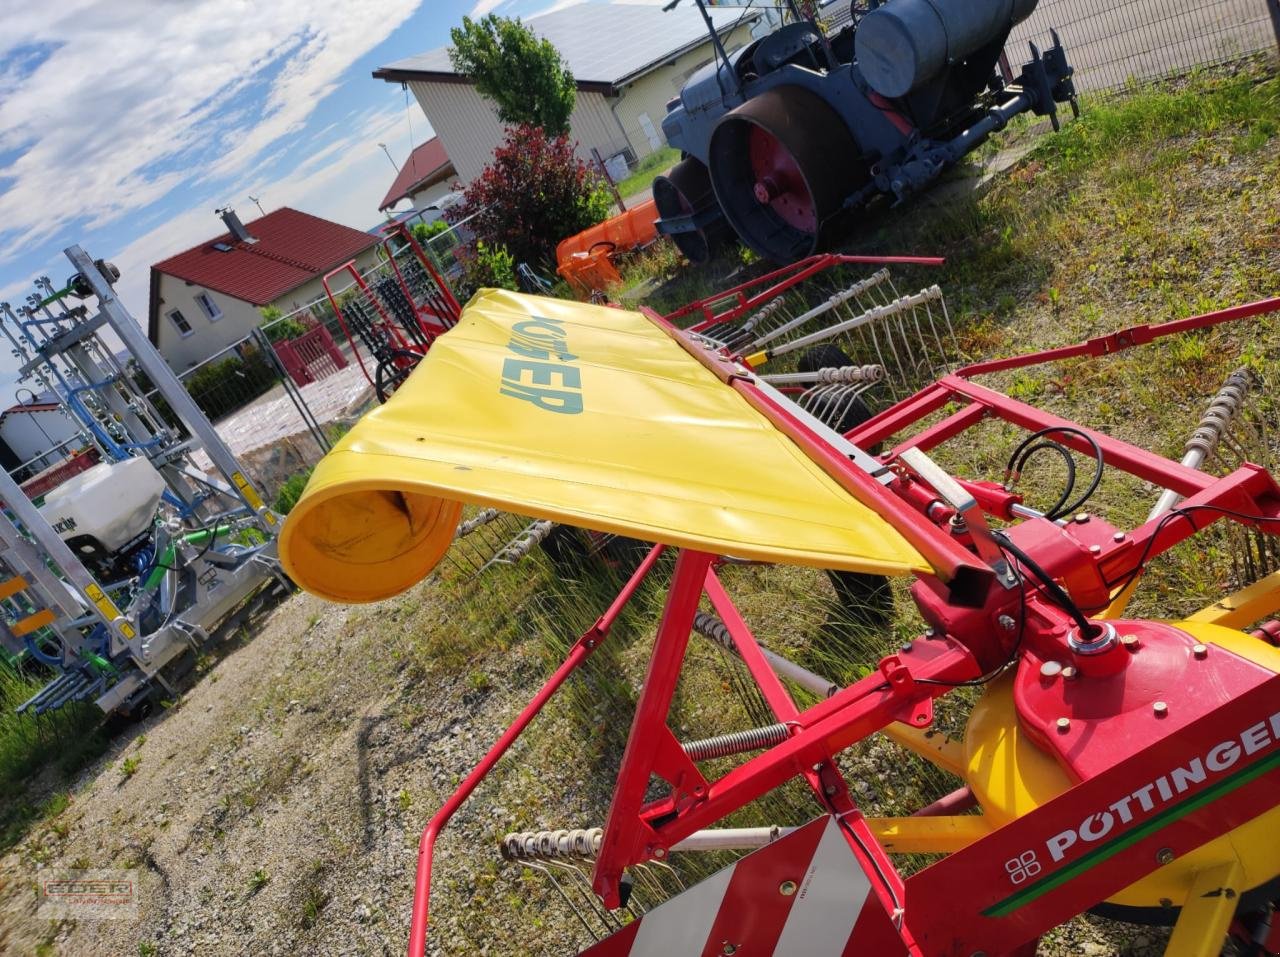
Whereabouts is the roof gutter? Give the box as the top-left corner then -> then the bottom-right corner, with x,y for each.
372,67 -> 614,95
372,13 -> 757,97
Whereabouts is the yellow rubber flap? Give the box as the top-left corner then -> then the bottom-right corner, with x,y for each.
280,290 -> 928,602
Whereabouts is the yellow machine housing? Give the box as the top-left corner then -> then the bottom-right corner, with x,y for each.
964,620 -> 1280,913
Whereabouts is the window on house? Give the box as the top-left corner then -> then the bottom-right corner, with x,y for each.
167,308 -> 193,337
195,292 -> 222,321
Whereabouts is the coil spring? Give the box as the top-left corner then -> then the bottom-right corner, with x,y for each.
1185,367 -> 1254,458
692,611 -> 733,651
825,268 -> 892,310
501,520 -> 555,561
681,722 -> 791,762
455,508 -> 501,539
813,364 -> 884,385
501,827 -> 603,862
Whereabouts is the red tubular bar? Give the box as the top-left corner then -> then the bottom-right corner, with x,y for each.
732,375 -> 987,586
592,549 -> 714,906
405,544 -> 666,957
956,296 -> 1280,379
704,567 -> 800,722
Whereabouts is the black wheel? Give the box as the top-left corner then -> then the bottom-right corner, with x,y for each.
540,526 -> 652,577
796,345 -> 877,437
707,86 -> 867,262
539,524 -> 591,573
828,569 -> 894,627
797,344 -> 855,374
653,158 -> 730,264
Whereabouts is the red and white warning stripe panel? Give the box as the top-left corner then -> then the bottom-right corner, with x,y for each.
583,816 -> 907,956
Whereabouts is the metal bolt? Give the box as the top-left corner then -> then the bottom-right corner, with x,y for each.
1074,513 -> 1090,524
722,944 -> 738,956
924,627 -> 936,637
1056,717 -> 1071,733
1061,666 -> 1079,679
653,847 -> 667,859
1159,897 -> 1174,909
1156,847 -> 1175,865
998,614 -> 1017,631
824,784 -> 837,796
779,880 -> 798,896
1192,644 -> 1208,659
900,641 -> 914,653
1089,544 -> 1102,555
1121,635 -> 1140,651
1153,701 -> 1169,717
1040,661 -> 1063,678
1113,532 -> 1127,542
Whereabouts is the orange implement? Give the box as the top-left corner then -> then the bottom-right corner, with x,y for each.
555,199 -> 659,296
556,199 -> 659,263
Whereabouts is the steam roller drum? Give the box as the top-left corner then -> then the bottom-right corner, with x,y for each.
653,157 -> 727,264
707,86 -> 867,262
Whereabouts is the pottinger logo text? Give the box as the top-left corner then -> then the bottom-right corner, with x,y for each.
1026,711 -> 1280,872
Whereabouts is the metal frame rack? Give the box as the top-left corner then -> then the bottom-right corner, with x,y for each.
0,246 -> 288,716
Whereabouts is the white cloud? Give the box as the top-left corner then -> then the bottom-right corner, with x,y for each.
0,0 -> 422,257
98,101 -> 412,322
469,0 -> 512,15
530,0 -> 587,15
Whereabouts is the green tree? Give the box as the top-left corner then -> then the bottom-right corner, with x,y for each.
448,15 -> 575,136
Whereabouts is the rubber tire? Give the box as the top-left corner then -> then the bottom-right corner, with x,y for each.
797,344 -> 855,374
796,345 -> 877,437
797,345 -> 894,625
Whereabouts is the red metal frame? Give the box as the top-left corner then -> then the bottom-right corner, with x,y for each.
322,229 -> 464,391
406,545 -> 666,957
406,293 -> 1280,957
662,253 -> 946,331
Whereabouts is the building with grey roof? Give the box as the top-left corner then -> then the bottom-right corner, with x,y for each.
374,3 -> 760,185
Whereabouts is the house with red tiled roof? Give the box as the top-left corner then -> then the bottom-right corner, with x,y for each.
148,207 -> 381,370
378,137 -> 459,215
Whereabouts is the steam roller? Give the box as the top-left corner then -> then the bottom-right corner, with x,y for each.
656,0 -> 1079,261
278,286 -> 1280,956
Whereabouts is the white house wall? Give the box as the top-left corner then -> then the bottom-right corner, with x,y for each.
408,82 -> 630,183
610,23 -> 757,161
153,246 -> 384,372
0,409 -> 83,469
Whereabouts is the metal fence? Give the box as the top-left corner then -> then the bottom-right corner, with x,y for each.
1009,0 -> 1278,92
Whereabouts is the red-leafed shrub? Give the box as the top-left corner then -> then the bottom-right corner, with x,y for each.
448,124 -> 612,273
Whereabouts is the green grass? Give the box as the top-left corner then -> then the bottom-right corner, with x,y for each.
0,658 -> 105,853
614,145 -> 679,199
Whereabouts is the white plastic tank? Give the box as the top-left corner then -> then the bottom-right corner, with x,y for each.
37,457 -> 167,553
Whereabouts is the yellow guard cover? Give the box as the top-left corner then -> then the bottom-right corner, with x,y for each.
280,290 -> 928,603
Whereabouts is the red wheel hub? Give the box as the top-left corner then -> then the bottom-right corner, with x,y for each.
747,125 -> 816,233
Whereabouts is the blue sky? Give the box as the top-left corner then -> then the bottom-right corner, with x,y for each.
0,0 -> 655,397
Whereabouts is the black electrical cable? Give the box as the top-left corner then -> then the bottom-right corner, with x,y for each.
1090,503 -> 1280,611
1005,426 -> 1104,520
1013,441 -> 1077,520
995,531 -> 1100,639
916,543 -> 1028,688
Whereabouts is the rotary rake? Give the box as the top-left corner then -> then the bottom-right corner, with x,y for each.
321,223 -> 461,402
279,277 -> 1280,957
673,253 -> 962,432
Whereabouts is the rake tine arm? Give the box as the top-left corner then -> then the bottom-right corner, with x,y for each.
957,296 -> 1280,379
406,544 -> 667,957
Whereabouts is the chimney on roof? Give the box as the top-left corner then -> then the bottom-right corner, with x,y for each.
216,206 -> 257,245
